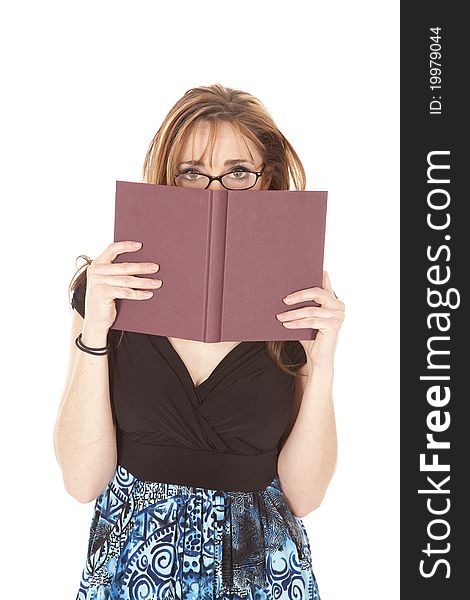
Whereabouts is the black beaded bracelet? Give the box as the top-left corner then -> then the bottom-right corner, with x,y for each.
75,332 -> 113,356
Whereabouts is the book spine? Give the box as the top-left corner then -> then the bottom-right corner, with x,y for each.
204,189 -> 229,341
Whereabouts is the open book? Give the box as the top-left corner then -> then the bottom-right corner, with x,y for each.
110,180 -> 328,342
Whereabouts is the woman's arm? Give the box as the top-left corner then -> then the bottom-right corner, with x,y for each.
277,360 -> 337,517
275,270 -> 344,517
54,241 -> 160,503
53,310 -> 117,503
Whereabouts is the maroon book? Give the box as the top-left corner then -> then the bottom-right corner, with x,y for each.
110,181 -> 328,342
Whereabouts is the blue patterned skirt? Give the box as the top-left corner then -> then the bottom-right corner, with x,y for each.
76,465 -> 321,599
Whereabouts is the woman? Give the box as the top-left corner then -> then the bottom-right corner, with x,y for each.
54,83 -> 345,600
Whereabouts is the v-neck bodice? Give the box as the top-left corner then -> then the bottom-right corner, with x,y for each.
108,332 -> 306,490
71,278 -> 307,491
162,336 -> 249,392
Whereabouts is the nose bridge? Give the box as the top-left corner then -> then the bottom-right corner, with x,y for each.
207,175 -> 224,189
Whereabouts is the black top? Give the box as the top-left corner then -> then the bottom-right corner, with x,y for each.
71,281 -> 307,492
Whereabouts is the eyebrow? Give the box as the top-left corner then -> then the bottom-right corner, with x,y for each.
176,159 -> 255,168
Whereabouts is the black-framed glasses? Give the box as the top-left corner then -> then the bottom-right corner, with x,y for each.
174,165 -> 266,190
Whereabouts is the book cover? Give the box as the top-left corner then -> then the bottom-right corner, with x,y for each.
110,180 -> 328,342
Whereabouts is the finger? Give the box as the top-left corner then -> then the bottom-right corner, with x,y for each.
323,271 -> 341,300
283,286 -> 333,307
323,270 -> 334,293
99,275 -> 163,289
95,241 -> 144,265
276,306 -> 339,321
281,316 -> 340,333
105,286 -> 157,301
91,261 -> 160,275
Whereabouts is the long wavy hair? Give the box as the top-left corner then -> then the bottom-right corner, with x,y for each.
70,83 -> 308,377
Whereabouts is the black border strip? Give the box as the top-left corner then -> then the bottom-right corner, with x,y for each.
401,3 -> 466,597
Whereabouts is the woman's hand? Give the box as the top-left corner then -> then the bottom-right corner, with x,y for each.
276,270 -> 345,367
83,241 -> 162,331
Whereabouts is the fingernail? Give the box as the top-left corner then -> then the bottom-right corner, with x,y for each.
283,297 -> 292,304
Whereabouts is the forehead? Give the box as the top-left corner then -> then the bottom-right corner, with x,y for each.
177,121 -> 261,167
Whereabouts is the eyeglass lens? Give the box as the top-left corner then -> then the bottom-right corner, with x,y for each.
175,171 -> 258,190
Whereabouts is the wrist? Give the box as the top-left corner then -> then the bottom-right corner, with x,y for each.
305,355 -> 335,376
81,323 -> 110,347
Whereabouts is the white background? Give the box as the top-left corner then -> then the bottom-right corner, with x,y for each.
1,1 -> 399,598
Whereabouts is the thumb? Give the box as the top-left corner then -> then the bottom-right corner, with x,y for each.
323,270 -> 338,299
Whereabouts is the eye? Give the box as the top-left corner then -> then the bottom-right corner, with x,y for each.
178,168 -> 204,180
225,167 -> 251,179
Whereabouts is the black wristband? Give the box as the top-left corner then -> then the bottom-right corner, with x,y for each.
75,332 -> 112,356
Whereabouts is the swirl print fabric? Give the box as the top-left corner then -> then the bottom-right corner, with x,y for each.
76,465 -> 321,600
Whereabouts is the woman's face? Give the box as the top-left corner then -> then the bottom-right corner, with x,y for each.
174,121 -> 271,191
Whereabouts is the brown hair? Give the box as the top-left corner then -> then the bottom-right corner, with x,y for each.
70,83 -> 308,377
